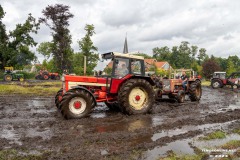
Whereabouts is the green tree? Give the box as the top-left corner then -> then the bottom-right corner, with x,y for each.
72,52 -> 84,75
0,5 -> 8,69
0,5 -> 39,69
40,4 -> 74,73
78,24 -> 98,75
226,58 -> 235,75
37,42 -> 54,60
153,46 -> 171,61
197,48 -> 207,65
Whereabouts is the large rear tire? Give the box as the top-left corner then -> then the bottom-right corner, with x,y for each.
211,79 -> 223,88
189,81 -> 202,101
55,88 -> 63,109
4,74 -> 12,81
59,89 -> 95,119
118,79 -> 155,115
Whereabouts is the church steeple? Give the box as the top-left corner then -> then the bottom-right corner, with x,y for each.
123,34 -> 128,54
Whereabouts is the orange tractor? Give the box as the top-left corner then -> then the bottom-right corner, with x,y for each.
35,70 -> 60,80
55,52 -> 202,119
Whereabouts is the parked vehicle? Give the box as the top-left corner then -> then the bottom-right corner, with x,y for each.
211,72 -> 240,89
3,67 -> 24,81
35,70 -> 60,80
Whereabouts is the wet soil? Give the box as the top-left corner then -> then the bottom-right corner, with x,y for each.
0,87 -> 239,159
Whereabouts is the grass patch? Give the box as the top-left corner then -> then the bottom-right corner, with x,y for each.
221,140 -> 240,149
0,149 -> 44,160
201,80 -> 211,86
233,129 -> 240,135
199,130 -> 226,140
159,151 -> 207,160
0,84 -> 60,96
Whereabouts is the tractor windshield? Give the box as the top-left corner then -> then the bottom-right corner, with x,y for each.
94,57 -> 113,77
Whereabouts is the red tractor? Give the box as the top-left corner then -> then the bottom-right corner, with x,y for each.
211,72 -> 240,89
35,70 -> 60,80
55,52 -> 156,119
152,69 -> 202,103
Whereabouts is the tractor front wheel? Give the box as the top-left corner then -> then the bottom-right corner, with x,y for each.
118,79 -> 155,115
4,74 -> 13,81
211,79 -> 223,88
43,74 -> 49,80
59,89 -> 95,119
55,88 -> 63,109
189,81 -> 202,101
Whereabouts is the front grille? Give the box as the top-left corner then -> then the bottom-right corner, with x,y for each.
162,80 -> 170,91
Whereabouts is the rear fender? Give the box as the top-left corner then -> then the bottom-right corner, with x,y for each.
70,86 -> 97,106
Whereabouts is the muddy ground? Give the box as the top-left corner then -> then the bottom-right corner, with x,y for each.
0,86 -> 240,159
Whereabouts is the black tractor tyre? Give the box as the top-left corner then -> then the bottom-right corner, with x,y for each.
211,79 -> 223,88
59,89 -> 95,119
55,75 -> 60,80
4,74 -> 13,81
43,74 -> 49,80
176,90 -> 185,103
189,81 -> 202,101
55,88 -> 63,109
105,102 -> 121,112
118,79 -> 155,115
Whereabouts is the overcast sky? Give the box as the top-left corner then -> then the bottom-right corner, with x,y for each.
1,0 -> 240,62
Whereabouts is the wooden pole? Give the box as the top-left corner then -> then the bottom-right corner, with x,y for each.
84,56 -> 86,76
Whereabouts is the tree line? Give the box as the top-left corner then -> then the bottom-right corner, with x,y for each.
0,4 -> 239,78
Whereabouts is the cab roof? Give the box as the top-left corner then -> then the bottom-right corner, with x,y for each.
102,52 -> 144,60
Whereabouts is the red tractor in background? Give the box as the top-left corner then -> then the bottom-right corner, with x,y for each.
55,52 -> 202,119
211,71 -> 240,89
35,70 -> 60,80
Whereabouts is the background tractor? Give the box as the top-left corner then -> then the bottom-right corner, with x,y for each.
153,69 -> 202,103
211,71 -> 240,89
55,52 -> 155,119
35,70 -> 60,80
3,67 -> 24,82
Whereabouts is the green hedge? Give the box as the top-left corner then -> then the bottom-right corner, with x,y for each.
0,70 -> 4,80
16,71 -> 36,79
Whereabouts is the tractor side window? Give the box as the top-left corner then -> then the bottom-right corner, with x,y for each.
114,58 -> 129,78
131,60 -> 141,75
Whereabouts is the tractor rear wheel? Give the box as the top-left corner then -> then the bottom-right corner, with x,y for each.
211,79 -> 223,88
55,88 -> 63,109
4,74 -> 12,81
118,79 -> 155,115
59,89 -> 95,119
189,81 -> 202,101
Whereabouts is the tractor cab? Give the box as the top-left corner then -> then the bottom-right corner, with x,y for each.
212,72 -> 226,79
97,52 -> 145,78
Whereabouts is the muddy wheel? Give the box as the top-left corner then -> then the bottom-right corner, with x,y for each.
19,77 -> 24,82
176,90 -> 185,103
189,81 -> 202,101
55,88 -> 63,109
55,75 -> 60,80
105,102 -> 121,111
43,74 -> 49,80
4,74 -> 12,81
211,79 -> 223,88
118,79 -> 155,115
59,89 -> 95,119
